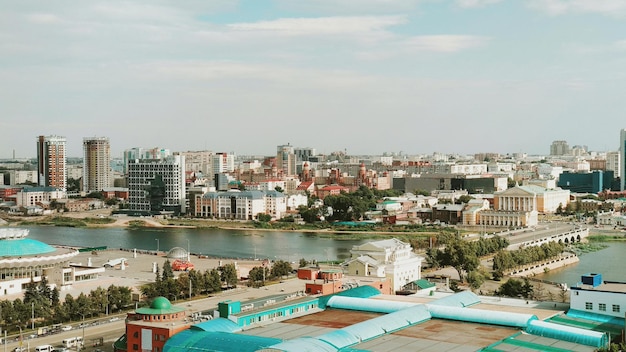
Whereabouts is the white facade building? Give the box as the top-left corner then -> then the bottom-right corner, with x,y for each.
570,274 -> 626,320
16,187 -> 66,207
450,163 -> 488,175
344,238 -> 423,293
195,190 -> 287,220
213,152 -> 235,174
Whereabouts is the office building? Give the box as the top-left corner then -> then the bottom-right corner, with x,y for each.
83,137 -> 111,192
127,155 -> 186,215
36,135 -> 67,191
123,147 -> 171,175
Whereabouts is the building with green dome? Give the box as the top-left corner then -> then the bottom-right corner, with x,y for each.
114,296 -> 190,352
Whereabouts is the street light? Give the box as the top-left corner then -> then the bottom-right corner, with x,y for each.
155,239 -> 159,253
16,326 -> 22,352
80,315 -> 85,352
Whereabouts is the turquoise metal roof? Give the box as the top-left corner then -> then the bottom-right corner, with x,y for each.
0,238 -> 55,257
426,304 -> 537,328
190,318 -> 241,333
326,296 -> 416,313
268,337 -> 339,352
526,319 -> 609,348
414,279 -> 435,289
318,286 -> 381,309
164,331 -> 281,352
566,309 -> 626,327
427,291 -> 480,307
316,304 -> 431,349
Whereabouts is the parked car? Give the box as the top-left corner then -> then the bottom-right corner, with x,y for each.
61,325 -> 72,332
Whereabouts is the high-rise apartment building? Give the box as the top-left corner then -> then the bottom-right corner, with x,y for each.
212,152 -> 235,174
550,140 -> 570,156
83,137 -> 111,192
276,144 -> 296,176
36,135 -> 67,191
177,150 -> 213,175
619,129 -> 626,191
127,155 -> 186,215
606,151 -> 620,181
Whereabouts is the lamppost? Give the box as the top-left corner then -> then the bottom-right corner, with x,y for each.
80,315 -> 85,352
31,303 -> 34,330
155,239 -> 159,254
16,326 -> 22,352
187,239 -> 190,261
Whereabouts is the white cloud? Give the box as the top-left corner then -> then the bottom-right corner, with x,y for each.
404,35 -> 489,52
455,0 -> 502,8
25,13 -> 63,24
272,0 -> 427,15
614,40 -> 626,50
228,16 -> 407,35
526,0 -> 626,17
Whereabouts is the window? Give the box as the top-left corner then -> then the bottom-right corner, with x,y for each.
132,344 -> 139,351
599,303 -> 606,311
613,305 -> 621,313
585,302 -> 592,310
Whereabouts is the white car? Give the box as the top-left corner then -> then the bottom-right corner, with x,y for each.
61,325 -> 72,331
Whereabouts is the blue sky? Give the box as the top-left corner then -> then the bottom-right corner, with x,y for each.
1,0 -> 625,158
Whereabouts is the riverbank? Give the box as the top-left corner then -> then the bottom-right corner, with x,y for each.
0,209 -> 453,241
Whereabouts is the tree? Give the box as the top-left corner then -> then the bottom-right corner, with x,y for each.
247,266 -> 269,287
456,195 -> 474,204
162,260 -> 174,280
441,240 -> 479,282
204,268 -> 222,293
467,271 -> 485,291
256,213 -> 272,222
298,205 -> 321,223
299,258 -> 308,268
220,264 -> 238,288
274,186 -> 284,193
270,260 -> 292,279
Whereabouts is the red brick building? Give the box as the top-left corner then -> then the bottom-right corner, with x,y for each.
114,297 -> 191,352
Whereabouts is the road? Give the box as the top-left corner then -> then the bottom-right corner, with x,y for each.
3,319 -> 125,352
2,277 -> 307,352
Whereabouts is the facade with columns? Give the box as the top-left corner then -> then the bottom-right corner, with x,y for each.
478,186 -> 540,227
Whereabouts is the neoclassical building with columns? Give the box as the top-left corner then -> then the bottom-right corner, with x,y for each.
470,185 -> 570,228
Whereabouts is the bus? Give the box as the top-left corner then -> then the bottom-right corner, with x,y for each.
62,337 -> 83,348
35,345 -> 54,352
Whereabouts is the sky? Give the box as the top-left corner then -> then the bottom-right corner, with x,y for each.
1,0 -> 626,159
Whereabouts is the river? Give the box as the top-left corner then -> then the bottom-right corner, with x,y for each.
536,241 -> 626,287
23,226 -> 367,262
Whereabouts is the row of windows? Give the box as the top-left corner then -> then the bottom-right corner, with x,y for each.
585,302 -> 620,312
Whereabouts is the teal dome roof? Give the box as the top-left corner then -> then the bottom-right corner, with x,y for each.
151,297 -> 172,310
0,238 -> 55,257
136,296 -> 185,315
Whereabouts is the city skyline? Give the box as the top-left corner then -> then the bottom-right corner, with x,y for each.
2,1 -> 626,158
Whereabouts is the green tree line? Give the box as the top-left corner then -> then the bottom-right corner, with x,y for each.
141,260 -> 238,301
0,277 -> 132,333
492,242 -> 565,274
247,260 -> 293,288
426,236 -> 509,282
